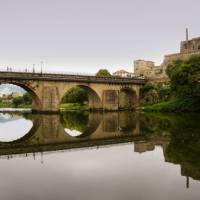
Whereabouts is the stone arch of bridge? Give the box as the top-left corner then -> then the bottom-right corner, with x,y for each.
0,81 -> 42,111
118,87 -> 137,110
60,84 -> 102,110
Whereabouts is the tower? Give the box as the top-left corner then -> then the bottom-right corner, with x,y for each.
186,28 -> 189,41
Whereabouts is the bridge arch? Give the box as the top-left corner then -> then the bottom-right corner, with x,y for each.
60,84 -> 102,110
0,81 -> 42,111
78,85 -> 102,110
119,87 -> 138,110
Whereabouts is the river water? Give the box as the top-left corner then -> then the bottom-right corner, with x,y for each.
0,111 -> 199,200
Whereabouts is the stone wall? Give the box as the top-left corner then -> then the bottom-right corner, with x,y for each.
134,59 -> 163,78
134,35 -> 200,79
161,51 -> 200,72
180,37 -> 200,53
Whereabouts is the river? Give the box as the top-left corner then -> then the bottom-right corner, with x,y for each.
0,111 -> 199,200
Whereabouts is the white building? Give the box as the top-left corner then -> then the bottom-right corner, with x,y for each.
113,69 -> 135,78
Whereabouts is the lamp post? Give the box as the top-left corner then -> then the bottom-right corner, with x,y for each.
40,61 -> 43,74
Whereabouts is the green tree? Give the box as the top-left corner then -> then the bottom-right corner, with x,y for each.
22,93 -> 32,105
13,96 -> 23,107
166,55 -> 200,104
96,69 -> 111,77
62,87 -> 88,104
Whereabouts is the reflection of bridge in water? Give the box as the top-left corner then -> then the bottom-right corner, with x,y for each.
0,112 -> 147,154
0,112 -> 169,157
0,111 -> 199,186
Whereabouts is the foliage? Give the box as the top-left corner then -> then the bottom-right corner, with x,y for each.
166,55 -> 200,104
144,99 -> 200,112
60,103 -> 89,111
140,82 -> 154,98
22,93 -> 32,105
96,69 -> 112,77
141,82 -> 170,104
62,87 -> 88,104
12,96 -> 24,107
60,112 -> 89,132
12,92 -> 32,107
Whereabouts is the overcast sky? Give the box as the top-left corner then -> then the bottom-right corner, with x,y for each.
0,0 -> 199,74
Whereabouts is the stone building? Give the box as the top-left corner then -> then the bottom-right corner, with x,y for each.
162,29 -> 200,72
134,29 -> 200,79
134,60 -> 163,78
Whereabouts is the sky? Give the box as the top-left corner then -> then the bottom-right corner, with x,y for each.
0,0 -> 199,74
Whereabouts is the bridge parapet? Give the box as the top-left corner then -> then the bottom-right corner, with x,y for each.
0,71 -> 146,84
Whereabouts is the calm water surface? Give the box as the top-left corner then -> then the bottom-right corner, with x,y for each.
0,111 -> 199,200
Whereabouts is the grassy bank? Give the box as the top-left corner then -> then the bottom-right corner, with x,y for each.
60,103 -> 89,111
144,99 -> 200,112
0,103 -> 31,108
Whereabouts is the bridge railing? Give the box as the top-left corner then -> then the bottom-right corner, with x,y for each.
0,68 -> 146,82
0,68 -> 95,76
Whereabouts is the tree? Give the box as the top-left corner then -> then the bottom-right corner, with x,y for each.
62,87 -> 88,104
13,96 -> 23,107
22,93 -> 32,105
96,69 -> 111,77
166,55 -> 200,104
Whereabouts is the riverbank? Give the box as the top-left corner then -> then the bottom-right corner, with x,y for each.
0,103 -> 32,108
60,103 -> 89,111
0,103 -> 31,109
144,99 -> 200,112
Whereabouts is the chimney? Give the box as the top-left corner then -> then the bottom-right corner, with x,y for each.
186,28 -> 189,41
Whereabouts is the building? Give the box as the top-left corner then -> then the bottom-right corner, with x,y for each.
11,92 -> 23,98
134,29 -> 200,79
113,69 -> 135,78
162,29 -> 200,72
134,60 -> 162,78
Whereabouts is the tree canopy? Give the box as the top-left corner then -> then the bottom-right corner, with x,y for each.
166,55 -> 200,104
62,87 -> 88,104
96,69 -> 111,77
12,92 -> 32,107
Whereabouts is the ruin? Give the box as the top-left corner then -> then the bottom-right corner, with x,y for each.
134,29 -> 200,79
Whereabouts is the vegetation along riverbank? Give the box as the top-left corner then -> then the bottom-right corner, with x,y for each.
142,56 -> 200,112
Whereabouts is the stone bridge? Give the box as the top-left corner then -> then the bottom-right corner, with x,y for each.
0,71 -> 145,112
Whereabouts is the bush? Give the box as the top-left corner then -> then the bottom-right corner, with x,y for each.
144,99 -> 200,112
141,82 -> 170,104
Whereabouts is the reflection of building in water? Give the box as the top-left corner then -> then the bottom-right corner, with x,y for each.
134,142 -> 155,153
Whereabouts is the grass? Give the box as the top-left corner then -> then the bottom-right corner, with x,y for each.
60,103 -> 89,111
144,99 -> 200,112
0,103 -> 32,108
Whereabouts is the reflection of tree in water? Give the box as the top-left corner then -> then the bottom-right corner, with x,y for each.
140,112 -> 173,138
3,112 -> 33,121
164,114 -> 200,181
60,112 -> 89,134
60,112 -> 101,137
141,112 -> 200,182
